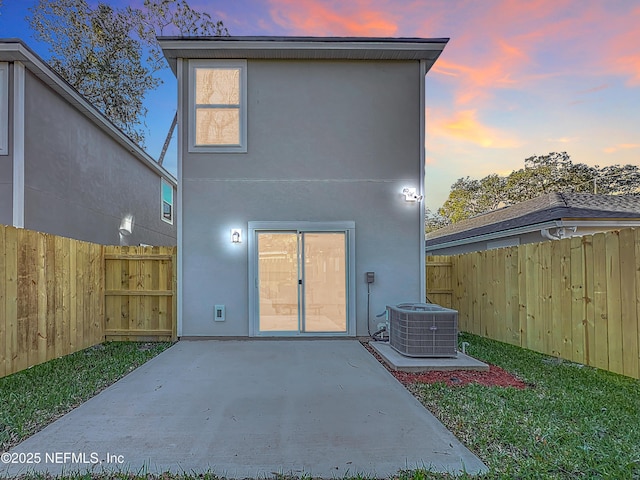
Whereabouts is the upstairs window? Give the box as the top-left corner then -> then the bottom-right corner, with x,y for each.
0,62 -> 8,155
189,60 -> 247,153
161,178 -> 174,224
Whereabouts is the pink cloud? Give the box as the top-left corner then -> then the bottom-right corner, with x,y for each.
432,38 -> 530,105
432,109 -> 521,149
428,1 -> 639,106
267,0 -> 399,36
603,143 -> 640,154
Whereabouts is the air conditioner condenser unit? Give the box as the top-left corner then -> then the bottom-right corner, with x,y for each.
387,303 -> 458,358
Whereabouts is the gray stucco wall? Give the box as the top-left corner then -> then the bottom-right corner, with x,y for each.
22,70 -> 176,245
0,62 -> 13,226
0,165 -> 12,226
181,59 -> 424,336
0,147 -> 12,226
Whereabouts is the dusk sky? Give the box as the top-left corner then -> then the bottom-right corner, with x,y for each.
1,0 -> 638,211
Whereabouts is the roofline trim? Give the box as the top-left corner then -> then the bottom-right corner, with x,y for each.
0,39 -> 177,186
158,36 -> 448,65
158,36 -> 449,48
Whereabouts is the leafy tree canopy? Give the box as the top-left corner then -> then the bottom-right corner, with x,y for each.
429,152 -> 640,231
28,0 -> 228,146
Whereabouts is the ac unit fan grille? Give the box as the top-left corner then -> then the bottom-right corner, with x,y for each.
388,303 -> 458,358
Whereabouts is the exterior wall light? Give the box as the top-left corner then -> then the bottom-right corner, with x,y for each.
119,214 -> 134,235
402,187 -> 423,202
231,228 -> 242,243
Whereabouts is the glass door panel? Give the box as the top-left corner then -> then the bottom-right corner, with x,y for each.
301,233 -> 347,333
257,232 -> 299,332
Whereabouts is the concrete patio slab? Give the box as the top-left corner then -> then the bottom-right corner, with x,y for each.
370,342 -> 490,373
3,340 -> 487,478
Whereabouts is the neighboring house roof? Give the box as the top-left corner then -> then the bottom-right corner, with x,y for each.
427,192 -> 640,247
0,38 -> 177,186
158,36 -> 449,74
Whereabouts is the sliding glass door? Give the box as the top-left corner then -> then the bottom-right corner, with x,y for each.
251,223 -> 352,336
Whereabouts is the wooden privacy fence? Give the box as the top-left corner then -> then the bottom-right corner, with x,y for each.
427,227 -> 640,379
104,246 -> 177,341
425,257 -> 453,308
0,224 -> 176,378
0,225 -> 103,378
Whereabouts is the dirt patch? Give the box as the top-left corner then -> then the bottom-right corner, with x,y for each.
363,341 -> 528,389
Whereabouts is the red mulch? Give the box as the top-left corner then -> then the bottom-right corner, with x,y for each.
363,341 -> 528,389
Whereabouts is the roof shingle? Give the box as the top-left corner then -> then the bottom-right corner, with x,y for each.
426,193 -> 640,246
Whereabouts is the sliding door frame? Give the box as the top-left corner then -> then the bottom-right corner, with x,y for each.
248,221 -> 356,337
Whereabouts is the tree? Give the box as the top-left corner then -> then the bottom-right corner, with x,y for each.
132,0 -> 228,75
425,207 -> 449,233
595,164 -> 640,195
435,152 -> 640,226
503,152 -> 595,204
437,174 -> 507,225
28,0 -> 228,146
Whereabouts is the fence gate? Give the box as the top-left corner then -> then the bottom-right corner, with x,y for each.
104,246 -> 177,342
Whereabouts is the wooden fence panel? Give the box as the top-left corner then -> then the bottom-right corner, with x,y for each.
425,256 -> 453,308
582,235 -> 596,368
592,232 -> 609,371
570,236 -> 585,364
504,246 -> 520,345
605,231 -> 624,375
104,246 -> 177,342
619,228 -> 639,378
0,226 -> 175,379
0,225 -> 104,378
428,227 -> 640,379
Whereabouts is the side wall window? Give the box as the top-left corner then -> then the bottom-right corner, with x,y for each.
0,62 -> 8,155
188,60 -> 247,153
161,178 -> 174,224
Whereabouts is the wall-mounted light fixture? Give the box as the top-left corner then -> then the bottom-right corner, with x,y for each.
231,228 -> 242,243
119,214 -> 135,236
402,187 -> 423,202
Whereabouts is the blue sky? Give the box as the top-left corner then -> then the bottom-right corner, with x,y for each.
1,0 -> 639,211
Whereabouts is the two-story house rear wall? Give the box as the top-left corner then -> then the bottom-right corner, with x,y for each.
180,59 -> 424,336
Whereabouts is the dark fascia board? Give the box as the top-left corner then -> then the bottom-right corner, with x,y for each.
0,38 -> 177,186
158,35 -> 449,75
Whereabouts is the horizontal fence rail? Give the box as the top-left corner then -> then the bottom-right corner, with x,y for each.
0,225 -> 176,379
428,227 -> 640,379
104,246 -> 177,342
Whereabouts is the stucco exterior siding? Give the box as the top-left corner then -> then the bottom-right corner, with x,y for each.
22,69 -> 175,245
0,163 -> 12,226
180,59 -> 424,336
0,61 -> 14,226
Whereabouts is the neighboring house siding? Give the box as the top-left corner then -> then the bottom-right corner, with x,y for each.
21,69 -> 176,246
0,152 -> 12,226
0,62 -> 13,226
180,59 -> 423,336
0,174 -> 12,226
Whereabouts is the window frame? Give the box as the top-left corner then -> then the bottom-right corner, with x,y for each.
161,178 -> 174,225
188,59 -> 247,153
0,62 -> 8,155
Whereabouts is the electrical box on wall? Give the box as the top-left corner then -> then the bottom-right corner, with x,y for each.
214,305 -> 226,322
366,272 -> 375,284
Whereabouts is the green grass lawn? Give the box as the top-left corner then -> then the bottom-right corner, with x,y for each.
0,342 -> 171,453
404,333 -> 640,479
4,335 -> 639,480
